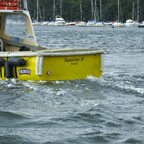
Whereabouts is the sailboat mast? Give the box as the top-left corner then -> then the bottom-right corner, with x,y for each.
37,0 -> 39,21
53,0 -> 55,20
80,0 -> 83,21
118,0 -> 120,22
91,0 -> 94,20
43,6 -> 45,21
23,0 -> 28,10
100,0 -> 102,20
137,0 -> 139,22
94,0 -> 97,21
60,0 -> 62,17
132,2 -> 135,21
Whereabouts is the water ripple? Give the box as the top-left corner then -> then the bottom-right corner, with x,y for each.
0,26 -> 144,143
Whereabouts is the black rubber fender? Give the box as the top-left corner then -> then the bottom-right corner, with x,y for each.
5,57 -> 26,78
0,58 -> 5,66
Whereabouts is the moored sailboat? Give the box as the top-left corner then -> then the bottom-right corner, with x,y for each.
32,0 -> 42,26
75,0 -> 86,27
54,15 -> 65,26
112,0 -> 124,28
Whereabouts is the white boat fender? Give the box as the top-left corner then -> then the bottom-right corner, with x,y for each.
0,58 -> 5,66
5,58 -> 26,78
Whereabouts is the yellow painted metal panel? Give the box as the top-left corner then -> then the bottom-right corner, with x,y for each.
41,54 -> 102,80
0,53 -> 102,81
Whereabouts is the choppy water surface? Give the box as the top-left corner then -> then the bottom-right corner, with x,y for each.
0,26 -> 144,144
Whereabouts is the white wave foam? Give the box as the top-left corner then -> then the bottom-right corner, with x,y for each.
122,85 -> 144,95
87,75 -> 99,81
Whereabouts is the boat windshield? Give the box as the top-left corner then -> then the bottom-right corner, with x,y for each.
5,14 -> 27,38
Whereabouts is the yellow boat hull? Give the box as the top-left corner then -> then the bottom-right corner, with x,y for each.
0,10 -> 104,81
0,49 -> 104,81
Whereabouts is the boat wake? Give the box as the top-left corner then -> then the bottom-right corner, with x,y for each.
1,70 -> 144,99
96,72 -> 144,97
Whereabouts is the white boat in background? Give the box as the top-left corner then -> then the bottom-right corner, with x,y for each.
48,21 -> 55,26
125,19 -> 135,26
48,0 -> 65,26
65,22 -> 76,26
103,21 -> 113,26
86,20 -> 104,27
112,0 -> 124,28
138,21 -> 144,28
75,21 -> 86,27
41,21 -> 48,26
95,22 -> 104,27
112,21 -> 124,27
86,20 -> 96,27
48,17 -> 65,26
54,16 -> 65,26
32,21 -> 42,26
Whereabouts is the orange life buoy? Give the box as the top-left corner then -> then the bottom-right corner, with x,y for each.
0,0 -> 19,10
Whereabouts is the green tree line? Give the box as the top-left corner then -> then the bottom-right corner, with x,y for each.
27,0 -> 144,22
